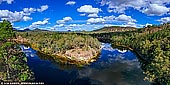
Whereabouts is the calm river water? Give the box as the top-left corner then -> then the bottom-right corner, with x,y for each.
21,43 -> 150,85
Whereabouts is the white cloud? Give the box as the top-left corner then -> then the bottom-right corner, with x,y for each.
27,19 -> 49,29
125,22 -> 137,27
0,0 -> 14,4
107,9 -> 114,13
66,1 -> 76,5
103,15 -> 115,21
37,5 -> 48,12
101,0 -> 146,13
8,12 -> 23,22
0,10 -> 9,18
100,0 -> 170,16
54,24 -> 64,28
157,17 -> 170,23
80,14 -> 86,16
56,20 -> 65,24
115,14 -> 136,22
32,18 -> 49,26
88,13 -> 98,18
87,18 -> 105,24
23,8 -> 36,13
23,16 -> 32,21
0,10 -> 34,22
77,5 -> 102,14
142,4 -> 170,16
0,10 -> 23,22
6,0 -> 14,4
56,16 -> 72,24
0,5 -> 49,22
68,24 -> 79,28
145,23 -> 152,27
63,17 -> 72,22
23,5 -> 48,14
151,0 -> 170,5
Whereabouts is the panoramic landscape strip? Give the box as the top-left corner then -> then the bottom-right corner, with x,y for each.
0,20 -> 170,84
0,0 -> 170,84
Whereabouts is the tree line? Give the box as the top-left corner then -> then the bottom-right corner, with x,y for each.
17,31 -> 101,56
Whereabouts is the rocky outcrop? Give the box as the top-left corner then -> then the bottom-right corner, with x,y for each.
36,47 -> 101,66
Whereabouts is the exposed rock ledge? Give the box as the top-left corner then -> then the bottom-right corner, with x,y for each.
36,47 -> 101,66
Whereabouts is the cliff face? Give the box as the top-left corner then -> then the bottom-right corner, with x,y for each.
64,48 -> 99,62
52,48 -> 100,66
143,27 -> 165,33
93,26 -> 137,32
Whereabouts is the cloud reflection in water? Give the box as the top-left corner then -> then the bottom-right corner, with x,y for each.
77,43 -> 149,85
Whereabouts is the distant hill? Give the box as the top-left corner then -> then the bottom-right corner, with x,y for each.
13,28 -> 31,32
93,26 -> 137,32
14,28 -> 49,32
32,28 -> 49,32
142,24 -> 170,33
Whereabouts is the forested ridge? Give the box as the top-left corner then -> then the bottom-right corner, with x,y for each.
0,20 -> 34,81
93,26 -> 137,33
111,23 -> 170,84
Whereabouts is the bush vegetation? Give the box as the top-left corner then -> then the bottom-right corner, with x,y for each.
0,20 -> 34,81
17,32 -> 101,55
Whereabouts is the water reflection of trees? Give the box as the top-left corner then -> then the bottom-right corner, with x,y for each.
111,24 -> 170,84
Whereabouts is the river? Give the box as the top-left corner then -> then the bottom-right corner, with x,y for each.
20,43 -> 150,85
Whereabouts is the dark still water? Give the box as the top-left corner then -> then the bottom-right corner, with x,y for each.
20,43 -> 150,85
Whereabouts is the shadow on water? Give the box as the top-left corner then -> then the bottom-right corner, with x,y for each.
20,43 -> 150,85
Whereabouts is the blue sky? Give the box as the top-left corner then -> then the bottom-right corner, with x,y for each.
0,0 -> 170,31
